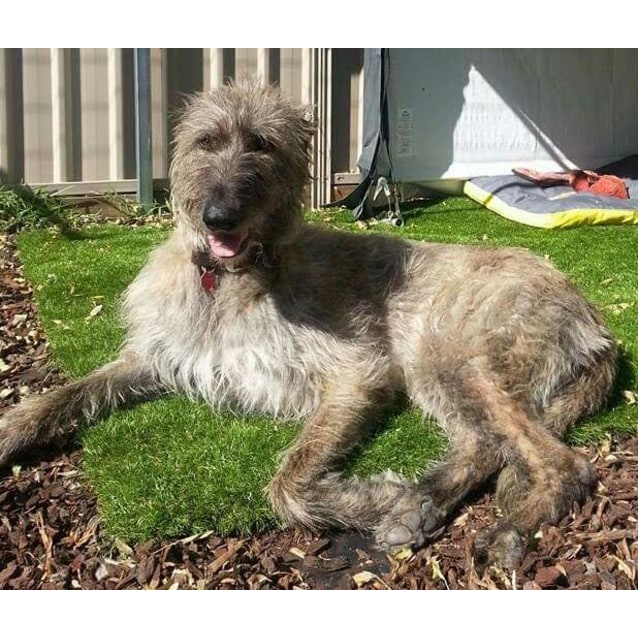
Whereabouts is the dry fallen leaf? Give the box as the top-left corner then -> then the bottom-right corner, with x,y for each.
114,538 -> 134,558
622,390 -> 636,405
391,547 -> 413,562
52,319 -> 70,330
84,304 -> 103,322
612,557 -> 636,581
94,563 -> 109,581
606,302 -> 632,315
287,547 -> 306,560
427,555 -> 449,589
352,570 -> 386,588
11,313 -> 27,327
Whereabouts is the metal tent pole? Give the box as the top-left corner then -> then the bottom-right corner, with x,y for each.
134,48 -> 153,209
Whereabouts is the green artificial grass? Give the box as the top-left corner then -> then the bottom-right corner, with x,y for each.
16,198 -> 638,541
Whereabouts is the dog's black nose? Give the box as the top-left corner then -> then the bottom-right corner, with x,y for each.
202,203 -> 238,232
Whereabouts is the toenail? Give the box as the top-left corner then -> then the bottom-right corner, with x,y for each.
400,511 -> 422,531
386,525 -> 413,546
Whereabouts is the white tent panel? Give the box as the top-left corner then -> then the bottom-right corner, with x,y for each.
387,49 -> 638,181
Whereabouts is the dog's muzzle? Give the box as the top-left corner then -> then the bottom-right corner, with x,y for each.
202,203 -> 241,232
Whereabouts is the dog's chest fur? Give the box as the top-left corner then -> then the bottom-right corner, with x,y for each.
124,257 -> 329,418
206,285 -> 325,417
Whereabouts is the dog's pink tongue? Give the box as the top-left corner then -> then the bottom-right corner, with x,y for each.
207,233 -> 244,258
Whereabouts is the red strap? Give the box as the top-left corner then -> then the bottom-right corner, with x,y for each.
200,270 -> 217,292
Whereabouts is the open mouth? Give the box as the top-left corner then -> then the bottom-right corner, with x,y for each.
207,231 -> 249,259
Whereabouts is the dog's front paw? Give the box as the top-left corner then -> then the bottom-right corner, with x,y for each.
375,491 -> 446,552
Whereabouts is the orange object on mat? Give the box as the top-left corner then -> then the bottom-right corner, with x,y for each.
569,171 -> 629,199
513,167 -> 629,199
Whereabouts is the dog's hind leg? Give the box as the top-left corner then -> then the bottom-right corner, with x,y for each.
470,371 -> 598,568
372,349 -> 507,552
374,421 -> 504,552
0,351 -> 161,465
268,373 -> 409,532
378,359 -> 597,568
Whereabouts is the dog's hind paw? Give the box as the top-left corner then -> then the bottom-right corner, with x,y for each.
375,492 -> 446,552
473,524 -> 526,571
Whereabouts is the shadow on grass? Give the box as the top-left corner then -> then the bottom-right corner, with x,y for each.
340,394 -> 445,478
399,198 -> 446,215
610,347 -> 636,409
59,222 -> 168,243
1,184 -> 83,239
60,227 -> 129,242
0,386 -> 169,479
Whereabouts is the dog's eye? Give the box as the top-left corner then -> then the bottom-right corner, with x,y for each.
197,134 -> 218,152
246,133 -> 274,154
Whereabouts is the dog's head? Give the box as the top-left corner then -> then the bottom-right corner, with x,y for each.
170,81 -> 315,266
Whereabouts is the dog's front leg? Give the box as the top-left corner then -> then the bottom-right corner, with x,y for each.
268,378 -> 407,533
0,351 -> 161,465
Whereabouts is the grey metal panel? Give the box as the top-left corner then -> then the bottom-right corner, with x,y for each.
22,48 -> 53,183
165,48 -> 203,151
0,47 -> 351,206
264,49 -> 280,86
331,49 -> 363,174
121,48 -> 137,179
235,48 -> 257,77
279,48 -> 302,100
80,48 -> 110,180
385,48 -> 472,180
537,49 -> 614,167
150,48 -> 167,179
222,49 -> 236,84
65,49 -> 83,182
0,48 -> 24,183
50,48 -> 82,182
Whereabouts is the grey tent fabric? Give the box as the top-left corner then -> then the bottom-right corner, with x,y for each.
358,48 -> 390,177
330,49 -> 392,219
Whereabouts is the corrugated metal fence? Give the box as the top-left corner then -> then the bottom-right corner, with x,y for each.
0,48 -> 364,207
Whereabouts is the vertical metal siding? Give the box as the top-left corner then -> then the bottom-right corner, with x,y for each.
0,48 -> 364,207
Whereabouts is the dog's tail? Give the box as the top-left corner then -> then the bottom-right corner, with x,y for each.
0,355 -> 160,466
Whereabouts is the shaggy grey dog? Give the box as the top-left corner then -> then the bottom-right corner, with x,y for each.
0,82 -> 617,567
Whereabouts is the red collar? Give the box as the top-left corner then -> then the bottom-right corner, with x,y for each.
190,244 -> 278,294
199,269 -> 217,292
191,251 -> 220,294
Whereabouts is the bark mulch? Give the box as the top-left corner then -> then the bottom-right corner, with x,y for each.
1,232 -> 637,590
